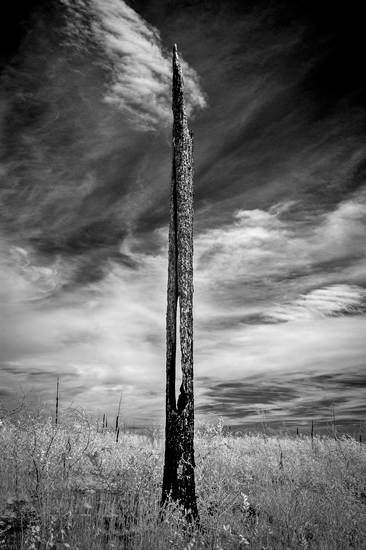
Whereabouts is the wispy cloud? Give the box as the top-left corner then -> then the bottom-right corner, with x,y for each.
197,367 -> 366,430
60,0 -> 206,129
194,191 -> 366,311
265,285 -> 366,322
2,187 -> 365,426
0,236 -> 168,423
1,0 -> 365,434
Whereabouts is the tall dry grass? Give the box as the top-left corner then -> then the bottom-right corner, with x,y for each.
1,405 -> 366,549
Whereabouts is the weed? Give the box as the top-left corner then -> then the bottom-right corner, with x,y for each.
1,406 -> 366,549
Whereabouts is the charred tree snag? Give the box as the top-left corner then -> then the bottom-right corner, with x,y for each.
161,45 -> 198,522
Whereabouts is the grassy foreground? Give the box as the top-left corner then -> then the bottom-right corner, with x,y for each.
1,406 -> 366,549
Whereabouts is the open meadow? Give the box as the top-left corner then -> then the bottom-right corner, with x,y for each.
1,405 -> 366,550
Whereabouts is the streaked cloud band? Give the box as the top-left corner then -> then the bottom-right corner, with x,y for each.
60,0 -> 206,129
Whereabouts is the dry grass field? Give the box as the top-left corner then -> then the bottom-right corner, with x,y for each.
1,405 -> 366,549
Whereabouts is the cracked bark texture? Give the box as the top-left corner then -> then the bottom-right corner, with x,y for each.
161,45 -> 198,521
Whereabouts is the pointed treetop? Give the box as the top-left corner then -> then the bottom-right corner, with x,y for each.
172,44 -> 186,122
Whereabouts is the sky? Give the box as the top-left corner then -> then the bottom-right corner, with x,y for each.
1,0 -> 366,435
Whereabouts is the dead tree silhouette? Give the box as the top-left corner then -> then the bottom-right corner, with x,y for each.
161,45 -> 198,523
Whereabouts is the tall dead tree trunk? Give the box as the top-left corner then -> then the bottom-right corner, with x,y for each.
161,44 -> 198,521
